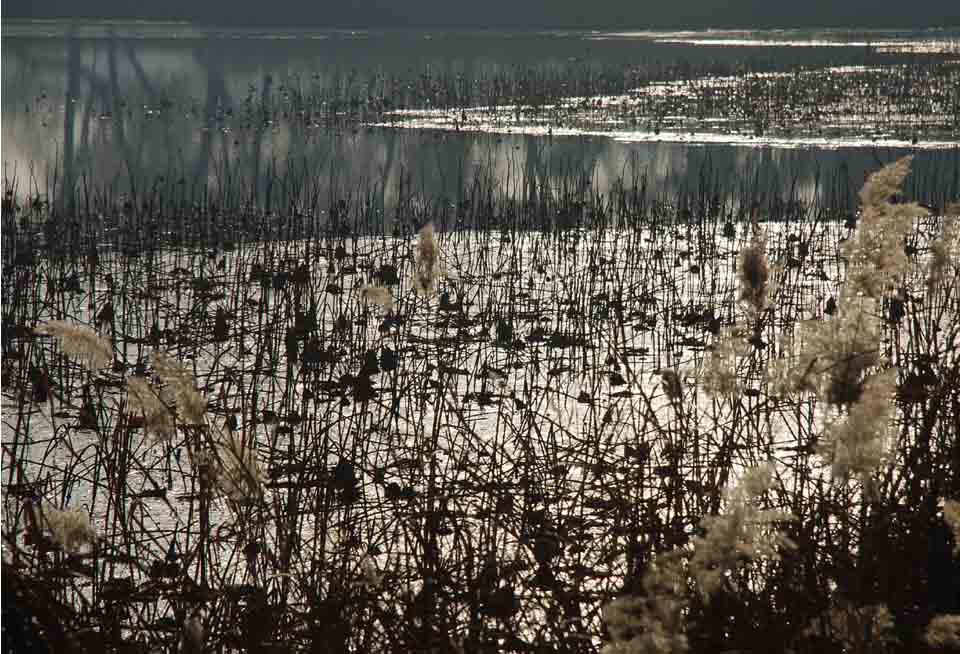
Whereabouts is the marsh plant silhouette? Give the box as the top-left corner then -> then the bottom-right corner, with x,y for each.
2,157 -> 960,654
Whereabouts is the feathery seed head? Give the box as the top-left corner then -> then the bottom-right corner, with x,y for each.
701,327 -> 750,398
943,499 -> 960,555
824,603 -> 897,652
602,551 -> 689,654
411,223 -> 441,296
35,320 -> 113,371
859,156 -> 913,209
926,614 -> 960,648
689,464 -> 794,599
42,503 -> 97,553
927,215 -> 959,293
360,284 -> 395,311
816,368 -> 897,489
800,297 -> 883,406
127,375 -> 177,443
151,353 -> 206,424
845,156 -> 928,298
737,232 -> 770,314
212,425 -> 264,502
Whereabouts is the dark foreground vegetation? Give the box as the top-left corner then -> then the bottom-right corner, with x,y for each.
2,149 -> 960,654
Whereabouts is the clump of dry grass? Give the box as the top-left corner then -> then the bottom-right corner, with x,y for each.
607,159 -> 936,647
799,297 -> 884,406
34,320 -> 113,371
807,603 -> 898,653
8,151 -> 957,654
761,158 -> 925,494
411,223 -> 441,296
34,322 -> 201,443
602,551 -> 688,654
766,294 -> 885,409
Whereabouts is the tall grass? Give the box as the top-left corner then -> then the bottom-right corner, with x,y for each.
2,152 -> 959,654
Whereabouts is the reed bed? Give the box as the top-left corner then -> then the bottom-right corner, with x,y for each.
2,153 -> 959,654
178,58 -> 959,142
12,54 -> 959,169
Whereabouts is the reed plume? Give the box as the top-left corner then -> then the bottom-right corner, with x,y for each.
411,223 -> 441,296
689,463 -> 795,597
944,499 -> 960,555
603,465 -> 793,653
813,603 -> 897,652
927,214 -> 959,293
799,297 -> 883,406
35,320 -> 113,371
737,230 -> 770,314
602,551 -> 688,654
816,369 -> 896,490
360,284 -> 395,311
843,156 -> 928,298
925,614 -> 960,648
126,375 -> 177,443
701,327 -> 750,398
40,503 -> 97,553
211,424 -> 264,502
151,352 -> 206,425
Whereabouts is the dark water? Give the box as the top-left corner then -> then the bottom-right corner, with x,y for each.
3,22 -> 959,215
